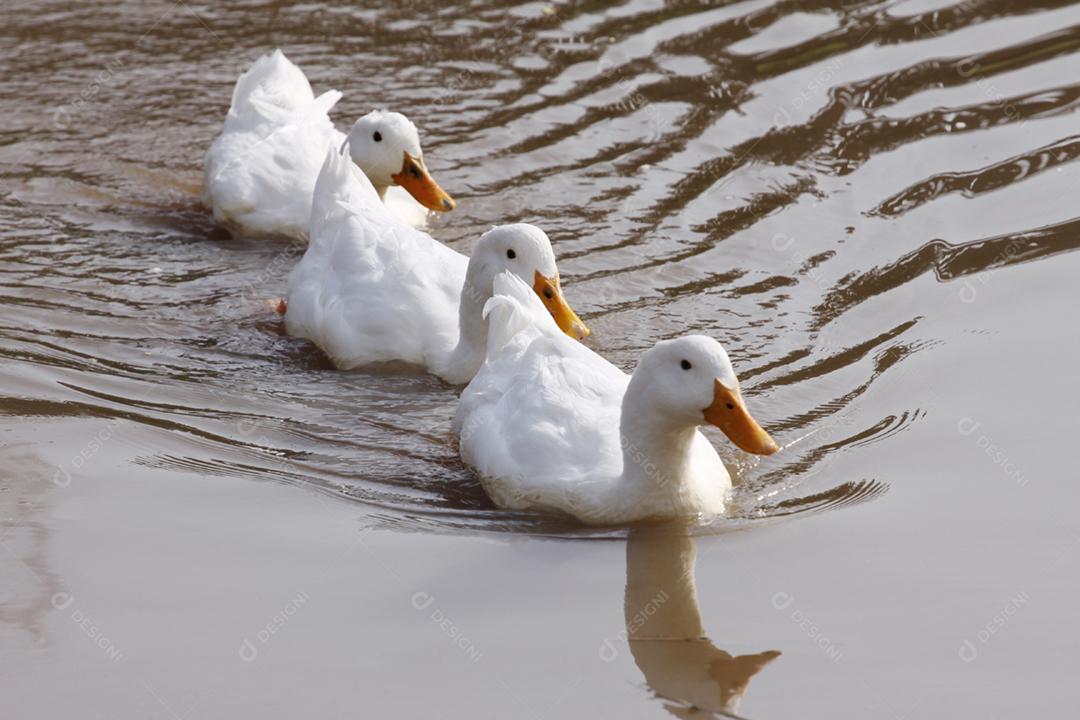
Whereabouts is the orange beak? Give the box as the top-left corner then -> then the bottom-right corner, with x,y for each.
391,151 -> 456,212
533,271 -> 589,340
702,379 -> 778,455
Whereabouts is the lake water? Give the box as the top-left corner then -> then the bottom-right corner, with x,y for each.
2,0 -> 1078,717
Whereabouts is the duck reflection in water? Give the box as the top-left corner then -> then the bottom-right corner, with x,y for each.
625,525 -> 781,718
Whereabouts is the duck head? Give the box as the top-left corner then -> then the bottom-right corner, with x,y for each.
633,336 -> 778,455
470,224 -> 589,340
345,110 -> 455,212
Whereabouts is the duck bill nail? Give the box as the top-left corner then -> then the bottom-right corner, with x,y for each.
391,152 -> 456,212
533,271 -> 590,340
702,379 -> 778,456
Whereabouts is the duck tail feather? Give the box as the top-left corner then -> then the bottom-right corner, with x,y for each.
482,272 -> 557,359
310,142 -> 382,232
228,49 -> 315,123
308,89 -> 343,118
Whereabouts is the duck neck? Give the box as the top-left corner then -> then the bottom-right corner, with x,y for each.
346,149 -> 389,201
619,391 -> 698,504
440,268 -> 489,384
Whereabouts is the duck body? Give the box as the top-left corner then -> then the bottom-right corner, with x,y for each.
285,146 -> 588,384
203,50 -> 450,239
454,274 -> 778,525
285,144 -> 466,376
203,49 -> 346,240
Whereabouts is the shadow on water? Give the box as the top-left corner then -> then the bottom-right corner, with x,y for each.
623,524 -> 781,719
2,0 -> 1079,539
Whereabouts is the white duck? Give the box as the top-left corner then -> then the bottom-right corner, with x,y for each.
203,49 -> 454,239
453,273 -> 778,524
284,144 -> 588,384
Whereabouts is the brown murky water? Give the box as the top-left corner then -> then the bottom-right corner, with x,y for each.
3,0 -> 1079,716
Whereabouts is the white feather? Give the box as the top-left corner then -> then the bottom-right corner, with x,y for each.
481,272 -> 559,361
203,50 -> 347,240
285,145 -> 466,372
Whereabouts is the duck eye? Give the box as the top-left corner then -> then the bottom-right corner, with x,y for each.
725,402 -> 735,410
373,131 -> 382,142
680,359 -> 692,370
506,249 -> 516,259
543,287 -> 554,300
410,165 -> 422,178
